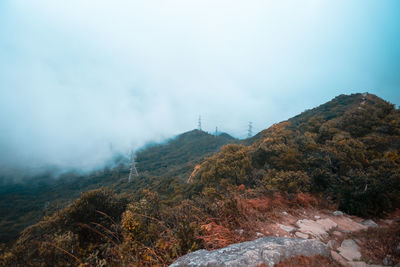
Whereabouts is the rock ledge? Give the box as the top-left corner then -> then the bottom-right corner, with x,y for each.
170,237 -> 329,267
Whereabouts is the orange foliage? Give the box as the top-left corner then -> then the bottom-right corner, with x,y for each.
237,184 -> 246,191
198,222 -> 240,250
292,193 -> 319,208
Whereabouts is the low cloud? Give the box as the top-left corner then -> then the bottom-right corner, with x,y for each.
0,0 -> 399,176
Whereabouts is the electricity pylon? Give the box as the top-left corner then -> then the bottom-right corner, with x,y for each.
198,116 -> 202,131
248,122 -> 253,138
128,150 -> 138,183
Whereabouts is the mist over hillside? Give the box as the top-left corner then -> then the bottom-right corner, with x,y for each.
1,0 -> 400,177
1,93 -> 399,266
0,129 -> 236,243
1,1 -> 400,265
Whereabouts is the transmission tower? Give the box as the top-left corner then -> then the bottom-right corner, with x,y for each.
198,116 -> 202,131
128,150 -> 139,183
215,126 -> 218,136
248,121 -> 253,138
109,142 -> 113,152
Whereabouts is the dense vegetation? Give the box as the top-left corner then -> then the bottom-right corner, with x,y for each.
0,130 -> 235,244
192,93 -> 400,216
1,93 -> 399,266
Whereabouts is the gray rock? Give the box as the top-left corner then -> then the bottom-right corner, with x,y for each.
278,224 -> 295,233
338,239 -> 361,261
335,217 -> 367,232
327,239 -> 339,250
383,255 -> 393,266
314,215 -> 321,219
235,229 -> 244,235
295,218 -> 337,239
361,219 -> 378,228
317,218 -> 338,231
295,232 -> 309,239
170,237 -> 329,267
333,231 -> 343,237
333,211 -> 344,216
282,211 -> 288,216
396,242 -> 400,254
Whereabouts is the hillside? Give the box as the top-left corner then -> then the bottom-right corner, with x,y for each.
1,93 -> 399,266
0,130 -> 235,244
191,93 -> 400,216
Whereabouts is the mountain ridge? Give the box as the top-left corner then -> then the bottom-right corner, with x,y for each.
1,93 -> 399,266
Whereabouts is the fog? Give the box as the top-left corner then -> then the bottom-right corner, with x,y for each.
1,0 -> 399,175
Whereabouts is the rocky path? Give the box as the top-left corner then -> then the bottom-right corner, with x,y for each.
171,209 -> 399,267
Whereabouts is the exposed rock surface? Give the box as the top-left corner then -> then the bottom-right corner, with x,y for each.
327,240 -> 339,250
361,219 -> 378,228
335,217 -> 367,232
172,210 -> 395,267
295,232 -> 309,239
278,224 -> 295,233
295,218 -> 337,238
338,239 -> 362,261
334,211 -> 344,216
382,256 -> 393,266
170,237 -> 329,267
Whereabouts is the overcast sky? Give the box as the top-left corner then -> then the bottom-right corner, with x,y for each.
1,0 -> 399,173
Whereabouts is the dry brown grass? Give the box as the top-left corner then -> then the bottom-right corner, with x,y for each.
197,192 -> 325,251
198,222 -> 242,250
348,221 -> 400,265
291,193 -> 319,208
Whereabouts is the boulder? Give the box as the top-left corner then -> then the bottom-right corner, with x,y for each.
333,211 -> 344,216
295,218 -> 337,239
317,218 -> 338,231
334,217 -> 367,233
235,229 -> 244,235
361,219 -> 378,228
338,239 -> 361,261
333,231 -> 343,237
278,224 -> 295,233
382,256 -> 393,266
327,239 -> 339,250
295,232 -> 309,239
170,237 -> 329,267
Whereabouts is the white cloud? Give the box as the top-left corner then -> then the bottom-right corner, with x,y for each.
0,0 -> 399,174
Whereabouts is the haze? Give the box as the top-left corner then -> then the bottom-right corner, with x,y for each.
1,0 -> 399,175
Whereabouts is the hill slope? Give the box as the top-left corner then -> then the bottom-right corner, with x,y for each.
191,93 -> 400,216
0,130 -> 235,243
1,93 -> 399,266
